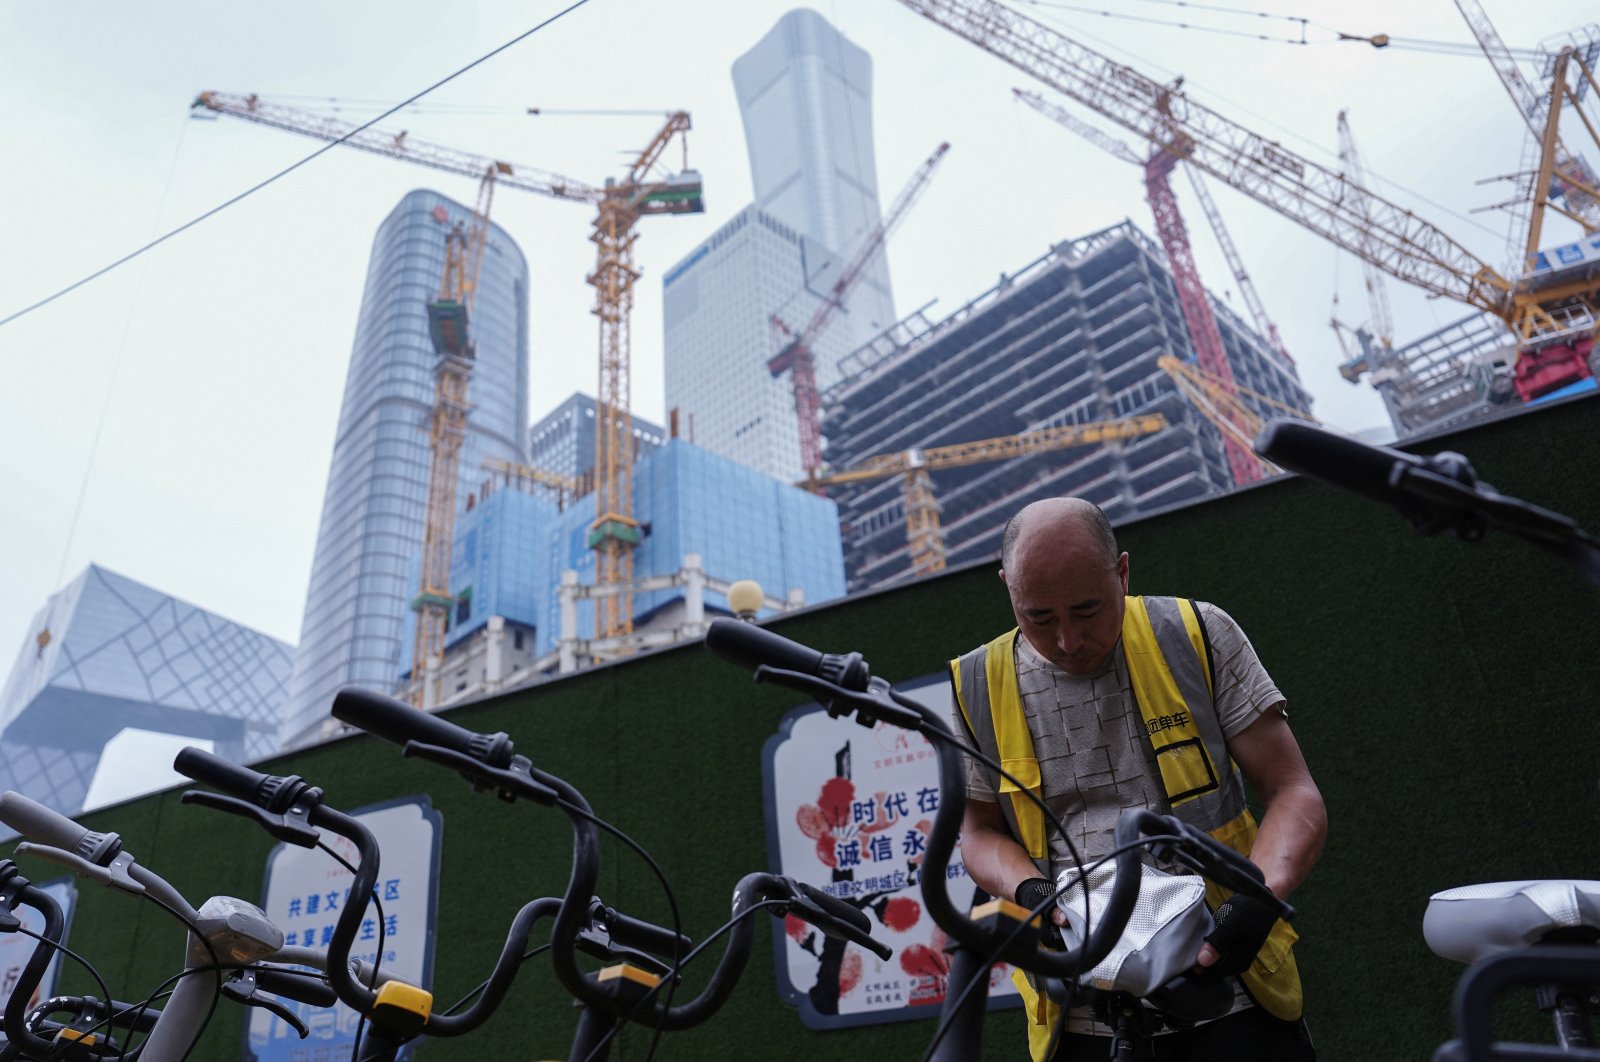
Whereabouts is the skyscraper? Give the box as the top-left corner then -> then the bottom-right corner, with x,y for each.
395,436 -> 847,699
526,392 -> 665,485
733,8 -> 895,330
664,10 -> 897,483
665,205 -> 873,481
282,189 -> 529,745
0,565 -> 292,814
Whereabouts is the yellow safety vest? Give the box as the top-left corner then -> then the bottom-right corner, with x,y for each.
949,596 -> 1302,1060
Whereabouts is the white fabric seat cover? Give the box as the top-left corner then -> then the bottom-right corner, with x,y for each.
1423,880 -> 1600,964
1057,861 -> 1213,996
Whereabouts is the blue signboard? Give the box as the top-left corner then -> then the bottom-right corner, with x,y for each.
0,877 -> 76,1046
246,796 -> 441,1062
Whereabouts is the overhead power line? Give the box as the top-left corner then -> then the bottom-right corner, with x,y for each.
1018,0 -> 1546,58
0,0 -> 597,332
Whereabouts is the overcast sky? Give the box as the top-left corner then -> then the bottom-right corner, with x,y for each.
2,0 -> 1594,683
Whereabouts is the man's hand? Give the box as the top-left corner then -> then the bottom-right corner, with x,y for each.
1014,878 -> 1065,948
1195,893 -> 1279,975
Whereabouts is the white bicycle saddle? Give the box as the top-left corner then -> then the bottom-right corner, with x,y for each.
1057,861 -> 1213,996
1424,880 -> 1600,965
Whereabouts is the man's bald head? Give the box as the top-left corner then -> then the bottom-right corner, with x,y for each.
999,498 -> 1118,572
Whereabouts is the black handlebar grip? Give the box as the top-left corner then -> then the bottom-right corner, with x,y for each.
601,907 -> 693,961
1253,419 -> 1425,510
254,967 -> 339,1008
330,688 -> 514,768
174,746 -> 272,804
796,882 -> 872,934
704,618 -> 871,692
0,793 -> 92,853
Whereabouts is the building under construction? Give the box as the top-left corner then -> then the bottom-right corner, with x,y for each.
821,220 -> 1313,592
1357,306 -> 1599,441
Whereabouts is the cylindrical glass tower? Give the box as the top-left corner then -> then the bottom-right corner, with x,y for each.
282,189 -> 529,744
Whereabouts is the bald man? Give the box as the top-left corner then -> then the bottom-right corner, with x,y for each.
949,498 -> 1325,1061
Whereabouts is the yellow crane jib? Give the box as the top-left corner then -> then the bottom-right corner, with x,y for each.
802,414 -> 1170,576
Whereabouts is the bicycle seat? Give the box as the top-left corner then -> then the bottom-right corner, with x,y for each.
1057,861 -> 1213,996
1424,880 -> 1600,964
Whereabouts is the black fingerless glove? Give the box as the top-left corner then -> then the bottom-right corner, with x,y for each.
1202,893 -> 1280,976
1014,877 -> 1065,949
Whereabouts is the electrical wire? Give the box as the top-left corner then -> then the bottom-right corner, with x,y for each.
1021,0 -> 1546,59
5,925 -> 115,1020
1018,0 -> 1311,46
263,96 -> 668,118
440,943 -> 553,1017
914,705 -> 1095,934
141,893 -> 224,1062
554,798 -> 684,1061
0,0 -> 597,332
315,840 -> 387,1062
56,976 -> 188,1061
572,899 -> 792,1062
50,114 -> 191,596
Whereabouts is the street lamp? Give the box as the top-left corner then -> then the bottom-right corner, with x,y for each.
726,580 -> 764,622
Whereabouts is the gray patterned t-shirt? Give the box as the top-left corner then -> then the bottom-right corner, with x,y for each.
959,601 -> 1285,1032
962,601 -> 1284,875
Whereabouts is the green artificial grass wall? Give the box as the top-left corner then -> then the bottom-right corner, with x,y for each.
10,393 -> 1599,1060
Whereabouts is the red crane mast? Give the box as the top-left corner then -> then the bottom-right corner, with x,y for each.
768,142 -> 950,478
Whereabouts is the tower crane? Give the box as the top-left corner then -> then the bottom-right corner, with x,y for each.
1181,167 -> 1293,367
1014,89 -> 1266,486
191,92 -> 599,202
1157,356 -> 1316,478
1453,0 -> 1600,232
805,414 -> 1168,575
408,171 -> 500,706
191,92 -> 703,650
897,1 -> 1600,402
1015,90 -> 1293,363
767,142 -> 950,479
587,112 -> 703,640
1331,109 -> 1395,363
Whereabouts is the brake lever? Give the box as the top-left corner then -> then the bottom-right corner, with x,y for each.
1151,818 -> 1293,921
752,666 -> 923,730
784,881 -> 893,960
400,741 -> 560,806
13,843 -> 145,897
180,789 -> 321,848
222,969 -> 310,1039
574,929 -> 675,975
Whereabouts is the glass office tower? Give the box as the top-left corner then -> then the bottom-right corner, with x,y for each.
664,205 -> 872,482
526,392 -> 665,484
0,565 -> 292,814
732,8 -> 895,329
663,10 -> 898,483
282,189 -> 529,745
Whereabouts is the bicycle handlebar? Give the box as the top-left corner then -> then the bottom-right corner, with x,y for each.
0,861 -> 68,1062
326,688 -> 896,1033
172,747 -> 275,806
705,618 -> 872,693
331,688 -> 514,769
1255,417 -> 1600,588
253,966 -> 340,1009
703,620 -> 1287,980
0,792 -> 105,861
595,902 -> 693,961
174,742 -> 542,1043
